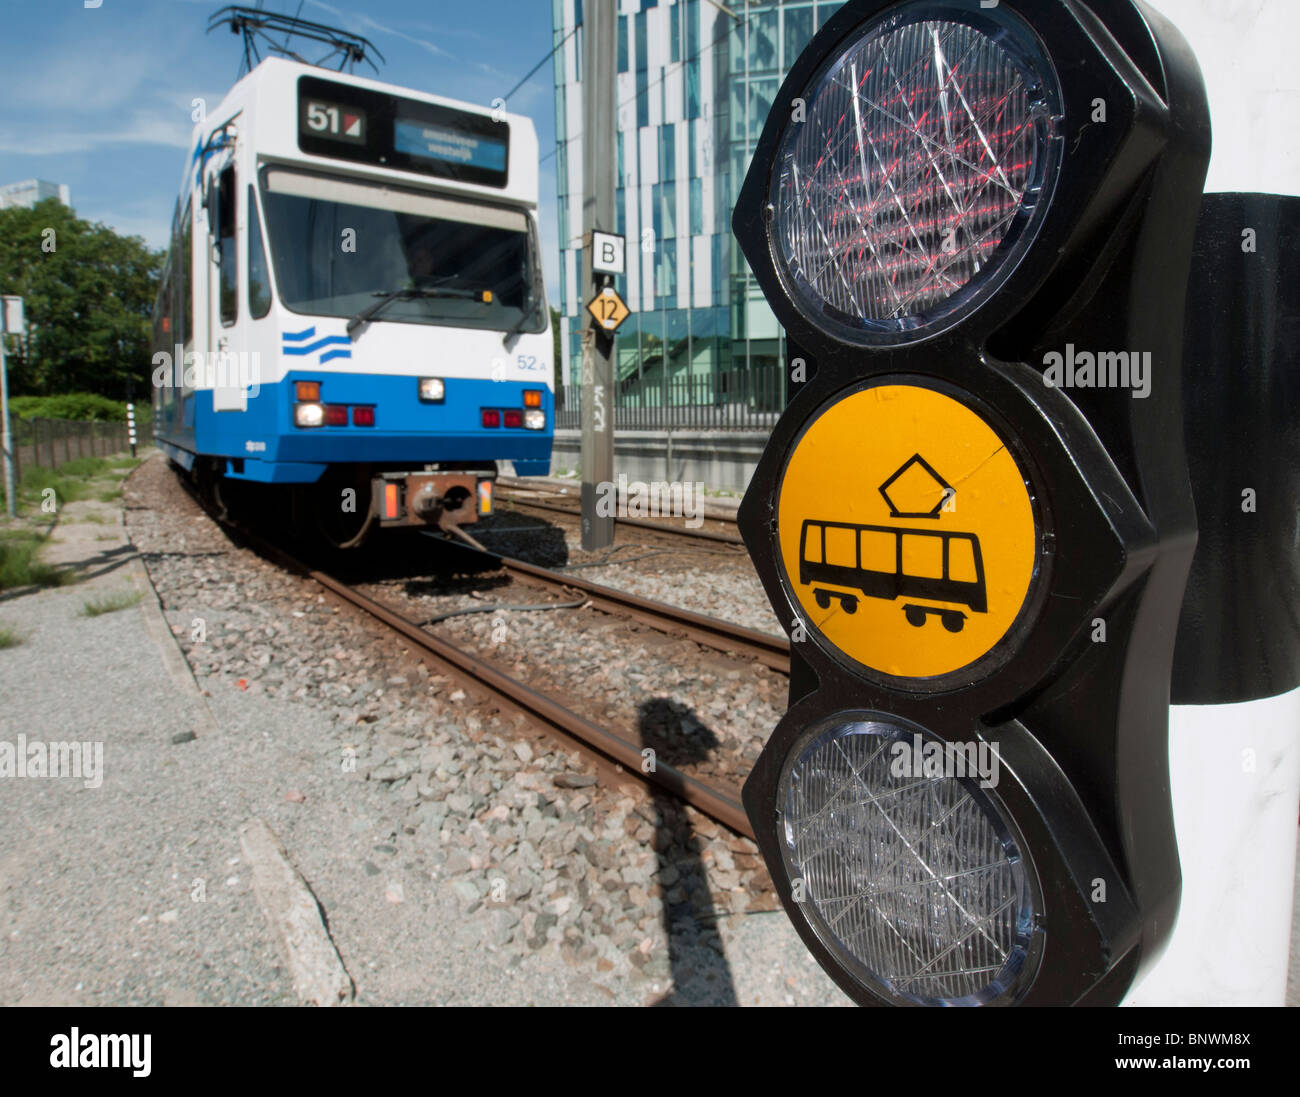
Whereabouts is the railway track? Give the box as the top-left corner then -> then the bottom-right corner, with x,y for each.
181,479 -> 772,840
494,478 -> 745,546
428,534 -> 791,674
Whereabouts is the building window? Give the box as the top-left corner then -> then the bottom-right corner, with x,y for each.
784,3 -> 816,67
653,180 -> 676,240
749,8 -> 779,73
685,57 -> 702,119
657,238 -> 677,306
659,124 -> 675,181
690,178 -> 703,237
748,79 -> 778,141
618,13 -> 629,72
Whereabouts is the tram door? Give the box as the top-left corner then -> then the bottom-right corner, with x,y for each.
208,158 -> 248,412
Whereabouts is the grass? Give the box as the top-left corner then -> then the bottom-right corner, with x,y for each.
57,456 -> 115,478
0,531 -> 74,591
14,465 -> 91,505
80,590 -> 143,617
0,625 -> 20,649
0,451 -> 139,514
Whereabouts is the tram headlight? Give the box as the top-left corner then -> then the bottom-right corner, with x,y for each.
294,402 -> 324,428
770,1 -> 1062,344
524,409 -> 546,431
419,377 -> 446,403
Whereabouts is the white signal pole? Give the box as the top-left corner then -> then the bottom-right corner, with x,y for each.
0,295 -> 23,518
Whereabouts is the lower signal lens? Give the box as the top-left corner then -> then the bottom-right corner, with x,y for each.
323,405 -> 348,426
481,409 -> 501,428
503,409 -> 524,428
779,719 -> 1039,1006
352,406 -> 375,427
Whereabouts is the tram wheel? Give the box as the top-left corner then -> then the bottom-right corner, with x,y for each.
905,605 -> 927,627
814,589 -> 831,609
942,611 -> 965,633
312,468 -> 376,549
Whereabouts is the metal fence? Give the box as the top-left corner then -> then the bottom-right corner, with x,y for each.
7,417 -> 152,478
555,364 -> 786,431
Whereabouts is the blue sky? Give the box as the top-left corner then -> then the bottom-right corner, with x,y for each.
0,0 -> 563,296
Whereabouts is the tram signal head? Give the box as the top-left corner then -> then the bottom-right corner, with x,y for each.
733,0 -> 1211,1006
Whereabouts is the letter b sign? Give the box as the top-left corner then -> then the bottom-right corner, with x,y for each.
592,231 -> 626,276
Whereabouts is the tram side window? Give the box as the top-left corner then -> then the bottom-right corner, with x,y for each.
803,523 -> 823,564
247,185 -> 272,320
949,537 -> 979,583
825,525 -> 857,569
902,533 -> 944,580
181,201 -> 193,348
859,528 -> 895,574
218,166 -> 238,326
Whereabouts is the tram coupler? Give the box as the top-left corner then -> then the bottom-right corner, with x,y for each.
371,471 -> 494,530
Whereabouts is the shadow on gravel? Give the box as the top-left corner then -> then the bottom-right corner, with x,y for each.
637,698 -> 738,1007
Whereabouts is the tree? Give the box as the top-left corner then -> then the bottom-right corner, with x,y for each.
0,199 -> 162,398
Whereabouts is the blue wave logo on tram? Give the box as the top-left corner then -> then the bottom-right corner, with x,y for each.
281,327 -> 353,365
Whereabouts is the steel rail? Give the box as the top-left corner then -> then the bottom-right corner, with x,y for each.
494,490 -> 745,545
294,559 -> 755,838
482,549 -> 792,675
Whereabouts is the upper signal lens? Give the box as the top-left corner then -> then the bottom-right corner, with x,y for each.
771,5 -> 1061,344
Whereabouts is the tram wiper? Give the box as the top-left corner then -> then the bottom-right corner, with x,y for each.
501,291 -> 541,346
347,285 -> 489,337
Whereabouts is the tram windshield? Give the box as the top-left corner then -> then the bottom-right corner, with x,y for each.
259,167 -> 546,335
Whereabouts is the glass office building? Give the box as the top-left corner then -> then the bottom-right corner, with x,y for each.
550,0 -> 846,412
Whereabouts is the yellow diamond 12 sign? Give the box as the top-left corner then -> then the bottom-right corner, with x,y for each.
776,382 -> 1039,680
586,286 -> 630,333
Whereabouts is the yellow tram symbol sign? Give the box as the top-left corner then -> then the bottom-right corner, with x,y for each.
776,383 -> 1038,679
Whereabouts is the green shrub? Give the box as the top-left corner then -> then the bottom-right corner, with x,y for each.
16,465 -> 88,504
8,393 -> 153,424
0,533 -> 73,590
0,626 -> 20,649
81,590 -> 142,617
57,457 -> 113,478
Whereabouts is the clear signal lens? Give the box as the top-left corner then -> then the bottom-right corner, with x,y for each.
772,7 -> 1060,342
779,720 -> 1039,1006
524,409 -> 546,431
419,377 -> 445,402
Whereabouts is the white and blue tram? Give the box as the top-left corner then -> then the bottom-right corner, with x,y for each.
152,53 -> 552,544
